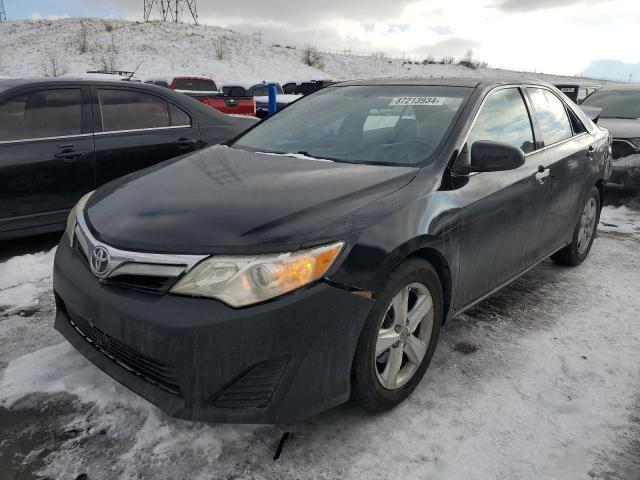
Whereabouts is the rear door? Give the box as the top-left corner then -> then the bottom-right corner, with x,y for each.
453,86 -> 550,309
0,86 -> 95,235
525,87 -> 592,253
91,86 -> 200,186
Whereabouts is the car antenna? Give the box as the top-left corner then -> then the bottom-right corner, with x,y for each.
128,60 -> 143,81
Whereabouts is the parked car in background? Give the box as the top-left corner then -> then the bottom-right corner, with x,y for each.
145,75 -> 256,116
0,77 -> 258,240
53,77 -> 609,424
282,79 -> 336,95
221,82 -> 301,118
580,84 -> 640,190
554,82 -> 603,103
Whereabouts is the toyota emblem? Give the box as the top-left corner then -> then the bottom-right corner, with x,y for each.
90,246 -> 111,276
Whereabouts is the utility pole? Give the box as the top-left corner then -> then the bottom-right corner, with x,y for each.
0,0 -> 7,23
144,0 -> 198,24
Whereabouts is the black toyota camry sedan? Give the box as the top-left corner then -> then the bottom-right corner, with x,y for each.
0,77 -> 257,240
53,77 -> 611,423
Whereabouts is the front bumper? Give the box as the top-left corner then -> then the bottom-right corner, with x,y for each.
607,153 -> 640,190
53,238 -> 374,423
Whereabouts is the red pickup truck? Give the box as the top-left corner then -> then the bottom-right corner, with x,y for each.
145,76 -> 256,117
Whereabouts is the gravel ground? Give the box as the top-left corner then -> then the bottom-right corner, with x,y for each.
0,201 -> 639,480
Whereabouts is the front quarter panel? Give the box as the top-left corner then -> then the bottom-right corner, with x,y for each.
327,170 -> 460,317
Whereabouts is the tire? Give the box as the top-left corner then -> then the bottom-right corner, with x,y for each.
351,258 -> 443,412
551,186 -> 601,266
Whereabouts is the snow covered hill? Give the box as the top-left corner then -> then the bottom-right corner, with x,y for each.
0,18 -> 603,86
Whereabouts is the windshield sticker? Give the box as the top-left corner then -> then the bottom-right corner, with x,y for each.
389,96 -> 446,106
561,88 -> 576,93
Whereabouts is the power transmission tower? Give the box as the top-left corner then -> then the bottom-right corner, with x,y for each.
143,0 -> 198,24
0,0 -> 7,23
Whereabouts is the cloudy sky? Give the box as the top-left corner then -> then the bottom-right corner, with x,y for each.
6,0 -> 640,78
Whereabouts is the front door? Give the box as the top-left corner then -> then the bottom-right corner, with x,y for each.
453,86 -> 550,310
0,86 -> 95,235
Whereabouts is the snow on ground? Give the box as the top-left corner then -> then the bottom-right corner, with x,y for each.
0,203 -> 639,479
0,248 -> 56,312
0,18 -> 611,86
601,204 -> 640,235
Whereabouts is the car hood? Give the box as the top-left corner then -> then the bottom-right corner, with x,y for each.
86,145 -> 418,253
597,118 -> 640,139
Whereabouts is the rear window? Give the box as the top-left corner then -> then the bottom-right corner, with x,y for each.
252,84 -> 284,97
233,85 -> 470,166
581,89 -> 640,119
527,88 -> 573,146
0,89 -> 82,142
174,78 -> 217,92
98,89 -> 189,132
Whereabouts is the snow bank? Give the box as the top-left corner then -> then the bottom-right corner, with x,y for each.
0,248 -> 56,311
600,205 -> 640,235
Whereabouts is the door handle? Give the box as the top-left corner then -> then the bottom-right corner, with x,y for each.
54,151 -> 87,162
175,137 -> 197,149
535,165 -> 551,183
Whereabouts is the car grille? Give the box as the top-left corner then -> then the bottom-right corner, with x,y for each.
214,356 -> 289,409
74,242 -> 179,294
64,304 -> 182,396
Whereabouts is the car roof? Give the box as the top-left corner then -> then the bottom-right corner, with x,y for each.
0,76 -> 169,93
592,84 -> 640,92
332,76 -> 556,89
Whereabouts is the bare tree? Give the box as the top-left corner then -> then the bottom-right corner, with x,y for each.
371,51 -> 389,61
94,35 -> 119,72
421,55 -> 436,65
458,49 -> 476,68
302,44 -> 324,68
78,20 -> 89,54
41,51 -> 69,77
103,20 -> 115,32
213,35 -> 228,60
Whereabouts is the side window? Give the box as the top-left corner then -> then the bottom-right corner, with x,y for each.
0,89 -> 82,142
168,103 -> 190,127
527,88 -> 573,146
98,89 -> 172,132
577,87 -> 589,103
468,88 -> 535,153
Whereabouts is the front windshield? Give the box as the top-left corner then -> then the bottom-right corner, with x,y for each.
581,89 -> 640,119
233,85 -> 470,166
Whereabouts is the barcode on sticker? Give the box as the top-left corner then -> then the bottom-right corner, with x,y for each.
389,96 -> 445,106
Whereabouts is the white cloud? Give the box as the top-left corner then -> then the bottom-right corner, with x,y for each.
30,12 -> 71,20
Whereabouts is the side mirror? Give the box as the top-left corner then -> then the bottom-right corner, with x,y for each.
468,140 -> 525,173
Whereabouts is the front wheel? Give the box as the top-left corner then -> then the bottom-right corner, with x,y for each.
351,259 -> 442,412
551,186 -> 601,266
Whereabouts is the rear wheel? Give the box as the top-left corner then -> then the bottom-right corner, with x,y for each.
551,186 -> 600,266
352,259 -> 442,412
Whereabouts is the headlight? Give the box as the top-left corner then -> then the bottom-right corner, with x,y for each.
170,241 -> 344,307
65,191 -> 94,243
628,137 -> 640,150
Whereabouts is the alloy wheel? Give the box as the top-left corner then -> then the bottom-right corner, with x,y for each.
577,197 -> 597,255
374,282 -> 434,390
